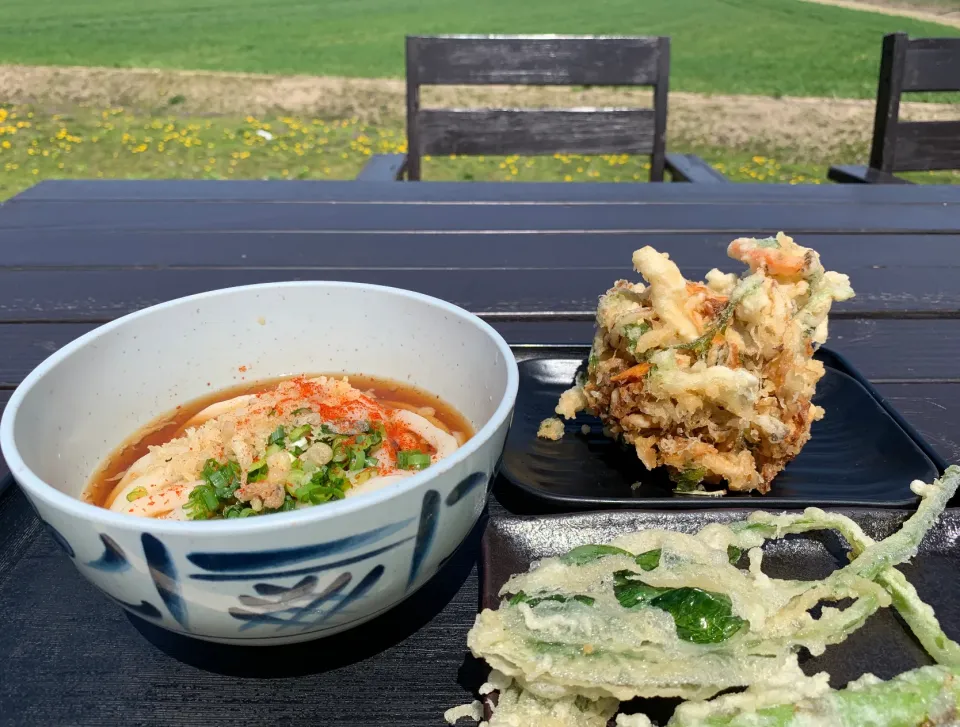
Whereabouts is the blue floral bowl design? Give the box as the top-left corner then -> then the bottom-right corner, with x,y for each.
0,282 -> 517,644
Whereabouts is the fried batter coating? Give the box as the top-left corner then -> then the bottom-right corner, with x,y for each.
542,232 -> 854,494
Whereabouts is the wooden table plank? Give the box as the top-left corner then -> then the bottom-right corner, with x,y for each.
0,267 -> 952,321
3,199 -> 960,234
13,179 -> 960,205
1,230 -> 958,271
0,320 -> 956,390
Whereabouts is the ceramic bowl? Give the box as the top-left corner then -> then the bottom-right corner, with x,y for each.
0,282 -> 518,644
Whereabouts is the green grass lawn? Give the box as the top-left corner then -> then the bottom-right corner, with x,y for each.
1,0 -> 958,99
2,105 -> 957,200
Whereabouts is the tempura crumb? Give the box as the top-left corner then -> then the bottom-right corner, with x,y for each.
537,417 -> 565,441
555,386 -> 588,419
616,715 -> 654,727
443,701 -> 484,725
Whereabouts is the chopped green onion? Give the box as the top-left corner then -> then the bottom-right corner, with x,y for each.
184,482 -> 221,520
314,424 -> 336,443
349,447 -> 367,471
285,469 -> 312,489
126,486 -> 148,502
291,407 -> 312,416
184,489 -> 212,520
201,459 -> 241,499
332,437 -> 350,463
201,486 -> 218,511
267,425 -> 286,447
265,443 -> 283,457
289,424 -> 312,442
364,456 -> 379,468
294,482 -> 346,504
353,468 -> 377,485
224,504 -> 258,518
356,427 -> 383,450
247,460 -> 269,483
397,450 -> 431,471
327,468 -> 348,491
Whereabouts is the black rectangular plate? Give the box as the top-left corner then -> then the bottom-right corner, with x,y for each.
480,508 -> 960,724
501,346 -> 945,508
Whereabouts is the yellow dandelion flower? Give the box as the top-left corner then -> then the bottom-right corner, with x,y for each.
564,174 -> 573,182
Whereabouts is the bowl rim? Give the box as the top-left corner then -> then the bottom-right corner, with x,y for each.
0,281 -> 519,535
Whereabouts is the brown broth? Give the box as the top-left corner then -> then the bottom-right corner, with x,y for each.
84,374 -> 474,509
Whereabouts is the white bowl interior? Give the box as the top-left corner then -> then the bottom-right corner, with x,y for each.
11,283 -> 511,499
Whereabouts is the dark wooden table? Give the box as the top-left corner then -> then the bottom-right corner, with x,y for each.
1,180 -> 959,726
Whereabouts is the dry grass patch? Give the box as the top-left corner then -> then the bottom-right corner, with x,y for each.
2,64 -> 958,163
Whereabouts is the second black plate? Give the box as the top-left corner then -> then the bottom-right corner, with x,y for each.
479,508 -> 960,724
501,346 -> 944,508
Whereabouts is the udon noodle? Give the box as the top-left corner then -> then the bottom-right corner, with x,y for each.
85,374 -> 473,521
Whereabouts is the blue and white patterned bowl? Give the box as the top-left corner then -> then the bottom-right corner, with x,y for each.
0,282 -> 518,644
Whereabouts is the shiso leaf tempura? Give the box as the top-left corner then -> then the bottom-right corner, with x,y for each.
539,233 -> 854,495
451,466 -> 960,727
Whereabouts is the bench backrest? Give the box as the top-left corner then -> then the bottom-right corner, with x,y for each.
405,35 -> 671,181
870,33 -> 960,173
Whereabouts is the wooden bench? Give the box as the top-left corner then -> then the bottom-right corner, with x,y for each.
358,35 -> 726,183
829,33 -> 960,184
